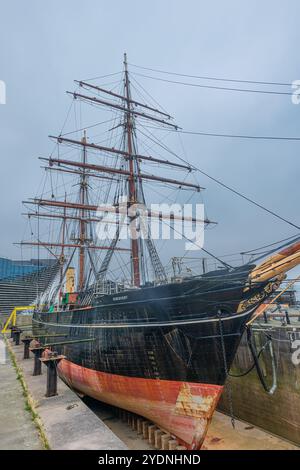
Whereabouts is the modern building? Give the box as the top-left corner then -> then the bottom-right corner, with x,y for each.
0,257 -> 59,318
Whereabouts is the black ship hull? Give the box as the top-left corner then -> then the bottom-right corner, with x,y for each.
33,266 -> 281,448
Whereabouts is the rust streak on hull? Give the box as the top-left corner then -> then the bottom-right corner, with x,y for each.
58,359 -> 223,449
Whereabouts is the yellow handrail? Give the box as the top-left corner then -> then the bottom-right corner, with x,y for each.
1,306 -> 36,333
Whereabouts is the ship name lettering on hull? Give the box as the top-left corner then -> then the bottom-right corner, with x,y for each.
112,295 -> 128,301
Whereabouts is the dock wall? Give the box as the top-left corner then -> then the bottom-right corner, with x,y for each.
219,324 -> 300,445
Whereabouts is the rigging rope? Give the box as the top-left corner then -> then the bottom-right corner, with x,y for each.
241,233 -> 300,255
167,128 -> 300,142
140,126 -> 300,231
131,71 -> 295,96
128,63 -> 292,87
160,218 -> 232,268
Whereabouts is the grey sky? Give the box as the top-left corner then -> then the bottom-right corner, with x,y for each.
1,0 -> 300,278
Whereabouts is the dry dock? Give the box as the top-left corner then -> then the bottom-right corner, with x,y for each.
83,398 -> 297,450
0,330 -> 299,451
219,321 -> 300,445
204,412 -> 297,450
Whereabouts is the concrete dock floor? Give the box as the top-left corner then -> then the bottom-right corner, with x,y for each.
2,337 -> 127,450
204,412 -> 298,450
83,397 -> 153,450
0,338 -> 43,450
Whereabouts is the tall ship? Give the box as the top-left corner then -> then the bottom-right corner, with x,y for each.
21,55 -> 300,449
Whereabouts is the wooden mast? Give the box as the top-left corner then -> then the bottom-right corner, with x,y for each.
78,130 -> 87,290
59,193 -> 67,299
21,57 -> 212,293
124,53 -> 140,287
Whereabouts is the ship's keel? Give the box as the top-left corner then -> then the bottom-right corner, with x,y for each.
58,359 -> 223,450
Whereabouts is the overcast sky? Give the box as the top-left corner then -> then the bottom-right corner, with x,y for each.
1,0 -> 300,279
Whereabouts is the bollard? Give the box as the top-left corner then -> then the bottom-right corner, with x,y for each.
14,328 -> 21,346
285,310 -> 291,325
30,346 -> 46,376
40,352 -> 66,397
263,311 -> 268,324
29,337 -> 93,377
11,326 -> 16,339
21,337 -> 33,359
11,326 -> 19,342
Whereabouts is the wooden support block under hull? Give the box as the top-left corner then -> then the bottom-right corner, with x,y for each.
161,433 -> 171,450
155,429 -> 163,449
148,425 -> 157,446
131,415 -> 137,431
168,439 -> 178,450
142,421 -> 150,440
137,418 -> 143,435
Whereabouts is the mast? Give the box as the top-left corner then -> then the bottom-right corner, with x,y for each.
21,56 -> 214,296
124,53 -> 140,287
59,193 -> 67,299
78,131 -> 87,290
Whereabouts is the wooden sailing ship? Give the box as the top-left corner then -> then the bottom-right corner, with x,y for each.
21,55 -> 300,449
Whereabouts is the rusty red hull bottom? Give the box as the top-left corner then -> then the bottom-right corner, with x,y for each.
58,359 -> 223,449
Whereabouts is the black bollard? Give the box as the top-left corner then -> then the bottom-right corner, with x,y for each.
11,326 -> 17,340
22,337 -> 33,359
285,310 -> 291,325
263,311 -> 268,324
14,328 -> 21,346
40,352 -> 66,397
30,347 -> 45,376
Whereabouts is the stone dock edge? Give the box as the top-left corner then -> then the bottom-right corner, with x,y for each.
4,336 -> 127,450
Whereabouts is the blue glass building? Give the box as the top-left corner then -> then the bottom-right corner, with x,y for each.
0,257 -> 42,281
